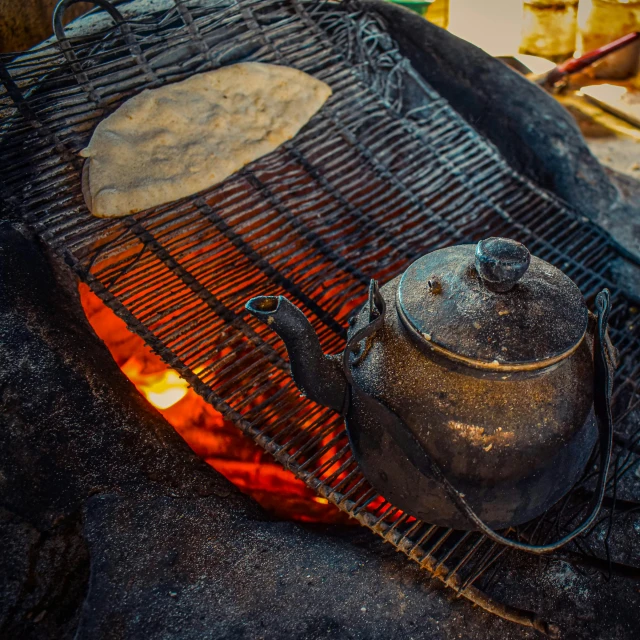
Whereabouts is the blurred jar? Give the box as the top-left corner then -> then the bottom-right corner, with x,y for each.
577,0 -> 640,79
520,1 -> 580,61
427,0 -> 450,28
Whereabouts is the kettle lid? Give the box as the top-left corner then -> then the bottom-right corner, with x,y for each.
396,238 -> 588,370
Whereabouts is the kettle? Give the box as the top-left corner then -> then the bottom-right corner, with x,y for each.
246,238 -> 615,553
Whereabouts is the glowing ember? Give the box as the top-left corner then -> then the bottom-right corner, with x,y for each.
121,361 -> 189,410
79,283 -> 350,524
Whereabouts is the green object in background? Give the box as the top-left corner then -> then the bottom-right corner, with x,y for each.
387,0 -> 433,17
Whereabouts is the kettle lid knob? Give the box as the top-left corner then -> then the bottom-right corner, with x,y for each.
475,237 -> 530,293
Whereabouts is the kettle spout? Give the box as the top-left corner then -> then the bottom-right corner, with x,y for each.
246,296 -> 348,414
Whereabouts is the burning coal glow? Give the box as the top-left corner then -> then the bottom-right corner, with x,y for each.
79,283 -> 350,524
121,361 -> 189,410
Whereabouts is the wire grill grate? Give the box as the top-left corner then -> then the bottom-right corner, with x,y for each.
2,0 -> 639,633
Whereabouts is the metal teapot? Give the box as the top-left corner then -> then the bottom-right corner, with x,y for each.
246,238 -> 615,552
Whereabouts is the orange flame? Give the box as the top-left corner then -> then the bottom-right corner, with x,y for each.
121,360 -> 189,410
79,283 -> 351,524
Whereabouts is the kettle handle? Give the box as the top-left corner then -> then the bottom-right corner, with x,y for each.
344,283 -> 614,555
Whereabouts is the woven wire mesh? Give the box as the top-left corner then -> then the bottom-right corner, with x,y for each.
2,0 -> 640,632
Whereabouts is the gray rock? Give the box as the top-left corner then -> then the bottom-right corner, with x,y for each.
76,494 -> 501,640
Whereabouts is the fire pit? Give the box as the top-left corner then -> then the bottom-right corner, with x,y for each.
2,0 -> 640,637
80,283 -> 347,523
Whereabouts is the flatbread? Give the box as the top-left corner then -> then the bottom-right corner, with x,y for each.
79,63 -> 332,218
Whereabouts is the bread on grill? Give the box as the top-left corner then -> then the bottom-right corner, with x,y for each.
80,63 -> 332,218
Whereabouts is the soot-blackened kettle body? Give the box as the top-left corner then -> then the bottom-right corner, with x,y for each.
246,238 -> 614,542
